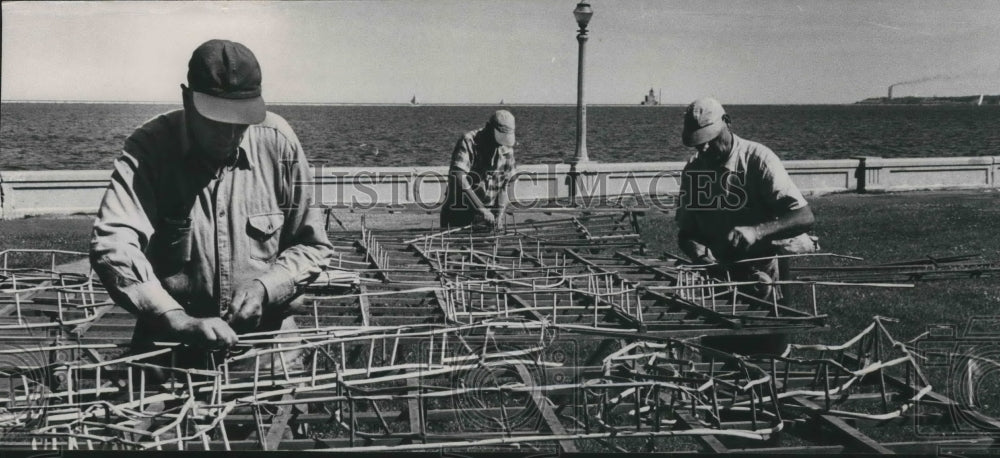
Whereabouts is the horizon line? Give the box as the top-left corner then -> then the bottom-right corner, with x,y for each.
0,99 -> 864,107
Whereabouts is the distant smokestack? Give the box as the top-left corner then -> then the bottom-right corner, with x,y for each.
888,85 -> 894,100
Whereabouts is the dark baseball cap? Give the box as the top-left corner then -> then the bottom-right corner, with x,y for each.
488,110 -> 516,147
186,39 -> 266,125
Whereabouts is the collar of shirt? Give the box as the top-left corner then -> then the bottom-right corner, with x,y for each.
178,109 -> 255,176
488,145 -> 513,170
720,134 -> 745,172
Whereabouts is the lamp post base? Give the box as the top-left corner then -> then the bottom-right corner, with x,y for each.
564,158 -> 596,207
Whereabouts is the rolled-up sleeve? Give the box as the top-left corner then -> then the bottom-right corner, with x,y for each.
90,152 -> 184,318
257,139 -> 335,307
760,151 -> 808,212
450,135 -> 474,173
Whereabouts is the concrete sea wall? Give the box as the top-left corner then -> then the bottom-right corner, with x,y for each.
1,156 -> 998,219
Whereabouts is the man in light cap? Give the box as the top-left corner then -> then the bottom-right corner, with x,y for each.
675,96 -> 815,300
440,110 -> 517,229
90,39 -> 334,359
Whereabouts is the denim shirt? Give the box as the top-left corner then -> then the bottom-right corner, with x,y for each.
445,128 -> 516,209
676,134 -> 808,261
90,109 -> 334,330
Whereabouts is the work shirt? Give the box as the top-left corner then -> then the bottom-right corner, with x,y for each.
676,134 -> 808,262
440,129 -> 516,224
90,109 -> 334,334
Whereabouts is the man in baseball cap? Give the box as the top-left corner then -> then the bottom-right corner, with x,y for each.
441,110 -> 518,230
177,39 -> 270,167
675,96 -> 815,301
682,96 -> 727,148
185,39 -> 267,125
91,39 -> 336,367
489,109 -> 516,147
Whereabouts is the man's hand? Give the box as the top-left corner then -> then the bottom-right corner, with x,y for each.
726,226 -> 760,252
694,251 -> 717,266
162,310 -> 238,349
479,209 -> 496,226
773,233 -> 820,254
695,250 -> 730,280
227,280 -> 267,333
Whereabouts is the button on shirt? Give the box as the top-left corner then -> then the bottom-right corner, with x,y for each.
675,134 -> 808,262
90,109 -> 334,327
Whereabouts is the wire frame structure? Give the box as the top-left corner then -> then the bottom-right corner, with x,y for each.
793,254 -> 1000,283
0,316 -> 977,452
1,212 -> 997,453
0,250 -> 113,337
335,213 -> 850,335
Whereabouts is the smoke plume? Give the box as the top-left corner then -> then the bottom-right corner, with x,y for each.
890,65 -> 1000,90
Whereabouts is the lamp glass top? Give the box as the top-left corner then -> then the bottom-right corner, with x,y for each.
573,2 -> 593,29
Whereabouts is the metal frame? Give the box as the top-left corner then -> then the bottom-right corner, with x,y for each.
0,213 -> 997,453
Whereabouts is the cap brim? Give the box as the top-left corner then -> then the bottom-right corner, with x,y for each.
192,91 -> 266,125
682,123 -> 723,147
494,129 -> 515,147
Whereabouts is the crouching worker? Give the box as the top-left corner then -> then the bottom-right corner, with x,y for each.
89,39 -> 334,376
675,97 -> 816,302
440,110 -> 517,231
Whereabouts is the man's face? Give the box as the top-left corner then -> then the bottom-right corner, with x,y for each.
189,108 -> 249,163
693,126 -> 731,168
479,126 -> 500,148
183,89 -> 249,163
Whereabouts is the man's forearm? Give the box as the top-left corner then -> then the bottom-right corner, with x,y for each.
495,186 -> 510,215
457,172 -> 490,213
261,204 -> 334,305
91,154 -> 186,319
753,206 -> 815,241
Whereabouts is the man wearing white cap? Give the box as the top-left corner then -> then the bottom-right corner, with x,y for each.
440,110 -> 517,230
90,39 -> 335,356
675,97 -> 815,299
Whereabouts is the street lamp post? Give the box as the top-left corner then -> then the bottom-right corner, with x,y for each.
572,1 -> 593,165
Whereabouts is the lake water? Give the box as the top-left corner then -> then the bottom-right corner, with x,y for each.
2,103 -> 998,171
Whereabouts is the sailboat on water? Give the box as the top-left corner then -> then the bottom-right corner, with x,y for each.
977,94 -> 984,106
410,95 -> 419,106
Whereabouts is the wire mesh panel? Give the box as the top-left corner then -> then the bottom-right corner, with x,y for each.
0,213 -> 996,452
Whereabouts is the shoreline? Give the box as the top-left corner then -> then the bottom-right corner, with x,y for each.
856,94 -> 999,106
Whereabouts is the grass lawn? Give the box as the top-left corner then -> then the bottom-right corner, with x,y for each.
0,215 -> 95,253
640,189 -> 1000,345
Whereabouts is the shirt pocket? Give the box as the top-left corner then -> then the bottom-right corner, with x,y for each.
247,212 -> 284,262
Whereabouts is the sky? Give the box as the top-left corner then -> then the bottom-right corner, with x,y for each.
2,0 -> 999,105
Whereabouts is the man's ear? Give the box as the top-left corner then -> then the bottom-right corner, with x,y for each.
722,113 -> 732,125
